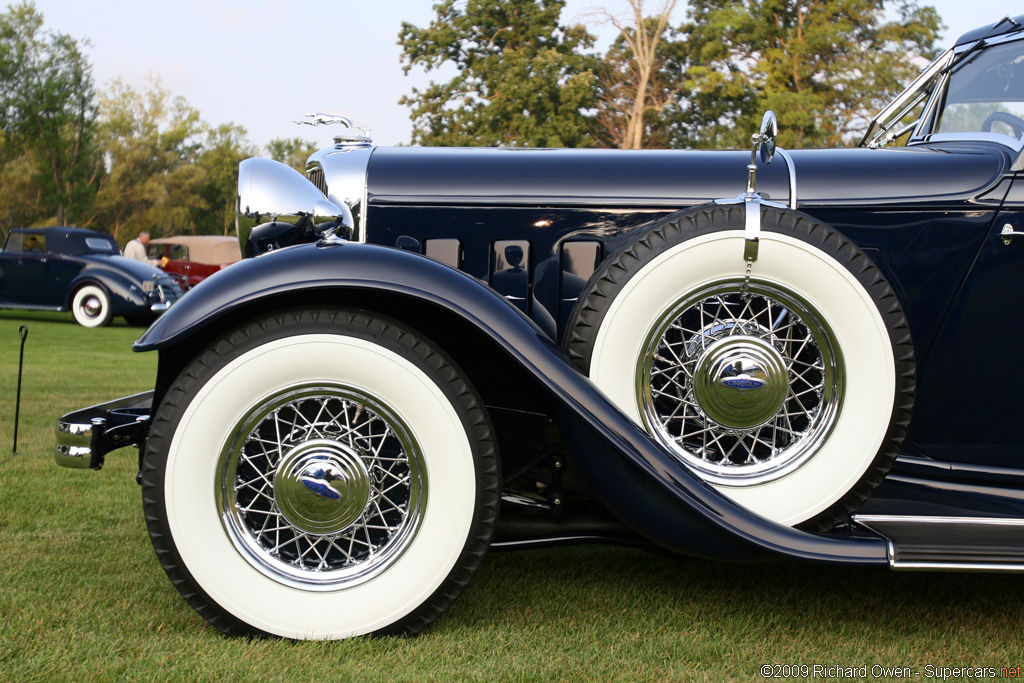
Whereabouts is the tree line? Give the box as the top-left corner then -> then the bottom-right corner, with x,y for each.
2,0 -> 943,241
401,0 -> 943,149
0,1 -> 316,243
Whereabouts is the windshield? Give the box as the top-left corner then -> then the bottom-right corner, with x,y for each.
935,40 -> 1024,139
862,35 -> 1024,149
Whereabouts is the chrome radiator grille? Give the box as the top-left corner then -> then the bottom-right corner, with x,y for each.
308,165 -> 327,196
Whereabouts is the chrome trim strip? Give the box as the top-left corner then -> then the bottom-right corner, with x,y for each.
892,562 -> 1024,572
490,535 -> 641,550
853,515 -> 1024,572
854,515 -> 1024,527
360,157 -> 370,244
776,148 -> 797,209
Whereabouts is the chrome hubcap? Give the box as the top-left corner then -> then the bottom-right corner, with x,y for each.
83,297 -> 101,317
218,385 -> 424,589
638,281 -> 843,485
274,440 -> 371,534
693,336 -> 789,429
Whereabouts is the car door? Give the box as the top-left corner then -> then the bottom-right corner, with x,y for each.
0,232 -> 50,306
909,175 -> 1024,467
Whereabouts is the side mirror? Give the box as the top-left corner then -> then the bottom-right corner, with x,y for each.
758,111 -> 778,165
746,110 -> 779,194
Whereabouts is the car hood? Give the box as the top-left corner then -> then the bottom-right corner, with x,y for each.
365,144 -> 1008,210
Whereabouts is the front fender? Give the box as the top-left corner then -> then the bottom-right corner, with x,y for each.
134,240 -> 888,565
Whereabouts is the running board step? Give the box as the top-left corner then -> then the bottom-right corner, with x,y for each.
852,515 -> 1024,571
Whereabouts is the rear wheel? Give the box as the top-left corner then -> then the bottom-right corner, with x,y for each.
565,204 -> 914,530
71,284 -> 112,327
142,309 -> 498,639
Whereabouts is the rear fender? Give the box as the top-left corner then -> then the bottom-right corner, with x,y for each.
67,270 -> 148,312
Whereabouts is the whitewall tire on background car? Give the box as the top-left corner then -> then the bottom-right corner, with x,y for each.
141,309 -> 499,639
565,204 -> 915,531
71,284 -> 113,328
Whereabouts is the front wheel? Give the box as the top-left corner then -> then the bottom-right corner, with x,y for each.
142,309 -> 498,639
565,204 -> 915,530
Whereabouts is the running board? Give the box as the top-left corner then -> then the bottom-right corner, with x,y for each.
852,515 -> 1024,572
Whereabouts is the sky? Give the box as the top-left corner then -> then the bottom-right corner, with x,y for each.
36,0 -> 1019,151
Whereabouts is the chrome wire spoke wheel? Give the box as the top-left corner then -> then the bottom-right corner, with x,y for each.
638,281 -> 843,486
218,385 -> 424,589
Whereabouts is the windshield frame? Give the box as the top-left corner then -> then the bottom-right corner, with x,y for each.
861,32 -> 1024,153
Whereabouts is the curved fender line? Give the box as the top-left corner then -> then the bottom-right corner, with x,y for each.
136,241 -> 887,565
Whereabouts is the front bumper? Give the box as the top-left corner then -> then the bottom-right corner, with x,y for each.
55,391 -> 153,470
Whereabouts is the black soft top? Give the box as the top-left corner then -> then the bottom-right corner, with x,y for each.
7,227 -> 119,256
956,15 -> 1024,46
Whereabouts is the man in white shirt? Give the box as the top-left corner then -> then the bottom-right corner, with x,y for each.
123,230 -> 162,265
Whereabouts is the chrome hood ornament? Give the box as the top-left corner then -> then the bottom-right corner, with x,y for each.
295,112 -> 372,145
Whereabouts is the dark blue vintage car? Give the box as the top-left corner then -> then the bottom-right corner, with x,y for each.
57,16 -> 1024,639
0,227 -> 182,326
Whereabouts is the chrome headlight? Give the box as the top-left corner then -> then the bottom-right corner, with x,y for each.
236,158 -> 353,257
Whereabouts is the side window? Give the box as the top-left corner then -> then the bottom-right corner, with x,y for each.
22,233 -> 46,253
5,232 -> 24,253
85,237 -> 117,252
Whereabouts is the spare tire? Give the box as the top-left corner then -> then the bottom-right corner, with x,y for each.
564,203 -> 915,530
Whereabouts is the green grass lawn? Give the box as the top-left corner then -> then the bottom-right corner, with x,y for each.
0,310 -> 1020,682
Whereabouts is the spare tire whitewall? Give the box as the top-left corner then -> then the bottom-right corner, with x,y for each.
142,310 -> 498,639
565,205 -> 914,530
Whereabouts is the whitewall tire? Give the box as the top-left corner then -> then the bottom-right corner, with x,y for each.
142,309 -> 498,639
565,204 -> 914,530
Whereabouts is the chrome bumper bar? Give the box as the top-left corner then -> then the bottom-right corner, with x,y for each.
55,391 -> 154,470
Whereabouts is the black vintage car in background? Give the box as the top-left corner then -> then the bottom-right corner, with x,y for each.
57,15 -> 1024,640
0,227 -> 182,327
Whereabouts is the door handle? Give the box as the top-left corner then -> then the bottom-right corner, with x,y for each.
1001,224 -> 1024,245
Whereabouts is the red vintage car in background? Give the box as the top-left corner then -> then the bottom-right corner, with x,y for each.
148,235 -> 241,288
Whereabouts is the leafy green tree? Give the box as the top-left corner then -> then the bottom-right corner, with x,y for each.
92,78 -> 204,242
267,137 -> 317,173
93,79 -> 256,240
0,1 -> 97,226
194,123 -> 257,235
678,0 -> 943,149
399,0 -> 598,147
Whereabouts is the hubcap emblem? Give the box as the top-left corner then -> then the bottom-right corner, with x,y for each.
300,471 -> 343,500
721,370 -> 767,391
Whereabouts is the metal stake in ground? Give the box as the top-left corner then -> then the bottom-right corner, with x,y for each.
13,325 -> 27,454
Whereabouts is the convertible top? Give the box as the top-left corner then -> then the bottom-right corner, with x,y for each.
955,14 -> 1024,46
150,235 -> 241,265
6,227 -> 119,256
